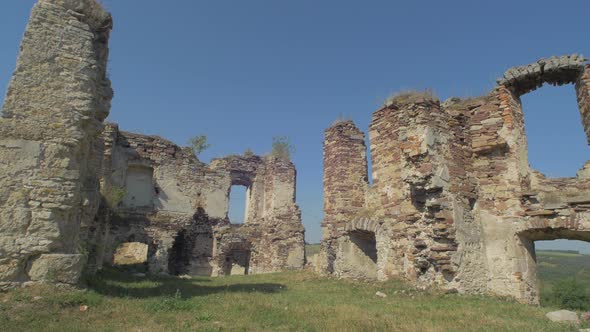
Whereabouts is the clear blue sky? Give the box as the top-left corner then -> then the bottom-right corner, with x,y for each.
1,1 -> 589,253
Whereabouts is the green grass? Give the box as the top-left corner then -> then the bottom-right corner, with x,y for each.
0,266 -> 585,331
305,243 -> 320,256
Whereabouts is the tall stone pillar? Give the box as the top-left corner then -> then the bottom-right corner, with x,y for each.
320,120 -> 369,273
0,0 -> 113,287
369,94 -> 463,284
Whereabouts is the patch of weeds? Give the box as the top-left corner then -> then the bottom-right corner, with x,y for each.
46,291 -> 104,308
100,184 -> 127,209
197,312 -> 213,321
143,289 -> 196,312
11,291 -> 32,303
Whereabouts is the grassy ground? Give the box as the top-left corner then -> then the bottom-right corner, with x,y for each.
0,266 -> 586,332
305,243 -> 320,256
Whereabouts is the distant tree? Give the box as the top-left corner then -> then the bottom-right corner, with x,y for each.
188,135 -> 211,157
551,278 -> 590,310
271,136 -> 294,161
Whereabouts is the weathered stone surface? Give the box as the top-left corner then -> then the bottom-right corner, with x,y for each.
320,56 -> 590,304
0,0 -> 112,287
96,125 -> 305,277
0,0 -> 304,287
113,242 -> 148,265
545,310 -> 579,324
27,254 -> 85,284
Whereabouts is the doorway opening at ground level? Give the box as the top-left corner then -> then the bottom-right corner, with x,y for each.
113,242 -> 148,266
168,230 -> 195,275
534,239 -> 590,310
337,230 -> 378,280
223,250 -> 251,275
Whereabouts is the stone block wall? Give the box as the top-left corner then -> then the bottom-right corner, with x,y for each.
320,54 -> 590,304
0,0 -> 112,288
95,125 -> 305,277
320,121 -> 369,273
0,0 -> 304,285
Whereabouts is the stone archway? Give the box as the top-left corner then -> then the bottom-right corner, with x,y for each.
167,229 -> 196,275
333,219 -> 386,280
215,235 -> 252,276
515,212 -> 590,304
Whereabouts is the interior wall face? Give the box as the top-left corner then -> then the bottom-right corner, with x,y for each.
334,231 -> 378,280
97,127 -> 305,278
113,242 -> 149,265
123,166 -> 154,208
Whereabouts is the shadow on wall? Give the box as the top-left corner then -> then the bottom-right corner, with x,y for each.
84,267 -> 287,299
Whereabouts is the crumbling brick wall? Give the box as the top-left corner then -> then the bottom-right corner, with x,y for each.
0,0 -> 113,287
321,54 -> 590,304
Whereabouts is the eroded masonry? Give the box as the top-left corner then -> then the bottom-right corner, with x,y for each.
0,0 -> 304,288
320,54 -> 590,304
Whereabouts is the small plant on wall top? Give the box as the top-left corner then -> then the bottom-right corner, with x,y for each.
270,136 -> 294,161
244,148 -> 255,157
187,135 -> 211,157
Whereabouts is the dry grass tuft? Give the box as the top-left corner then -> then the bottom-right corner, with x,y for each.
384,89 -> 438,108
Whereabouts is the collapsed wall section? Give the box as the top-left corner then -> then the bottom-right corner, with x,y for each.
0,0 -> 113,287
98,126 -> 305,277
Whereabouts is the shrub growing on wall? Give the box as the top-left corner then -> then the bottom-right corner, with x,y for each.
271,136 -> 294,161
188,135 -> 211,157
100,184 -> 127,209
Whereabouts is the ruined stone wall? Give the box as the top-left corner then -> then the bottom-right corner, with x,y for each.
0,0 -> 112,287
319,121 -> 369,274
321,54 -> 590,304
99,125 -> 305,277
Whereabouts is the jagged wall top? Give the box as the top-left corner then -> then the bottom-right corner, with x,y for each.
40,0 -> 112,30
497,54 -> 587,95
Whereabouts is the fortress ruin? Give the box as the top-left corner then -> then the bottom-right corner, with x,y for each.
0,0 -> 304,288
320,54 -> 590,304
0,0 -> 588,307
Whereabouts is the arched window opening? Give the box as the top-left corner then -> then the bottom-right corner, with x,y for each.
229,185 -> 249,224
520,85 -> 589,177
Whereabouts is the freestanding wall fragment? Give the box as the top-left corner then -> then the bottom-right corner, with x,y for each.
95,126 -> 305,277
0,0 -> 113,287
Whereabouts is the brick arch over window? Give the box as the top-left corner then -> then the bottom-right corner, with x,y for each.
344,219 -> 385,236
497,54 -> 590,144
